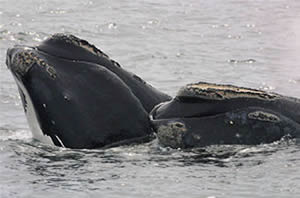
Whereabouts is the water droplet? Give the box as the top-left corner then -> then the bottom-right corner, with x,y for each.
246,24 -> 256,28
259,83 -> 275,91
246,59 -> 256,63
176,52 -> 183,57
108,23 -> 117,29
42,104 -> 47,108
50,9 -> 66,14
147,19 -> 158,24
288,79 -> 297,84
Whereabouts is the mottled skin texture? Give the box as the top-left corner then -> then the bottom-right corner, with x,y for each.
6,34 -> 171,149
7,34 -> 300,149
150,82 -> 300,148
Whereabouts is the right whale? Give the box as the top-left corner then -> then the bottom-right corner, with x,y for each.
6,34 -> 171,149
150,82 -> 300,148
6,33 -> 300,149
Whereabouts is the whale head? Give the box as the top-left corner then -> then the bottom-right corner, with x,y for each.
6,34 -> 152,149
149,82 -> 298,148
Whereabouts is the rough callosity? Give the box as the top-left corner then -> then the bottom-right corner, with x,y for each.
12,49 -> 56,79
177,82 -> 279,100
248,111 -> 281,123
156,121 -> 187,148
49,33 -> 109,58
12,49 -> 35,75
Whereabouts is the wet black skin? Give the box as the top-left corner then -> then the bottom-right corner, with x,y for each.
37,34 -> 171,113
150,93 -> 300,148
6,34 -> 171,149
153,94 -> 300,123
7,34 -> 300,149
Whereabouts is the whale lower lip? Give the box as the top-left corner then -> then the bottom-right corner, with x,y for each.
6,48 -> 13,69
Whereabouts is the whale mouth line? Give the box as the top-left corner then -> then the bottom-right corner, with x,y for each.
151,113 -> 222,121
150,107 -> 223,121
176,96 -> 217,103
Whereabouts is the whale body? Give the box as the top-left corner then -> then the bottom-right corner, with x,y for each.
6,34 -> 300,149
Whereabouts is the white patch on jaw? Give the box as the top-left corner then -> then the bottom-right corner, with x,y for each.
15,77 -> 54,145
55,135 -> 65,148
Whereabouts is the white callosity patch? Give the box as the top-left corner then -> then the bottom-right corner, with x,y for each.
157,121 -> 187,148
248,111 -> 281,123
12,49 -> 56,79
11,50 -> 36,76
50,33 -> 110,58
177,82 -> 280,100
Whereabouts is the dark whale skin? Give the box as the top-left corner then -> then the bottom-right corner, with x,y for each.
6,34 -> 171,149
150,82 -> 300,148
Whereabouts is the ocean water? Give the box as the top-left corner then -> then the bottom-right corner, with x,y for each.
1,0 -> 300,197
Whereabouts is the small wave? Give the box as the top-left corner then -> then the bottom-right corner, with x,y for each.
0,126 -> 31,141
0,30 -> 48,43
175,137 -> 298,167
107,23 -> 117,29
228,59 -> 256,64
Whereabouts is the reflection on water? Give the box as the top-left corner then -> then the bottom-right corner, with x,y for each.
1,133 -> 300,197
6,138 -> 299,181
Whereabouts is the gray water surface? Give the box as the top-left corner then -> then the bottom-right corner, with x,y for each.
1,0 -> 300,197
